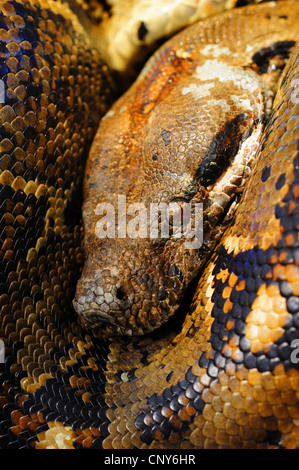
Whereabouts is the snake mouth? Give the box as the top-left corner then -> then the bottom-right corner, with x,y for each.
81,311 -> 148,336
83,310 -> 116,325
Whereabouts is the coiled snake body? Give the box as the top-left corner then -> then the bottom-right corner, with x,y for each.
1,0 -> 299,450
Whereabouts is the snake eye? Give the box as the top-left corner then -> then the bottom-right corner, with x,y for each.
167,198 -> 186,220
166,198 -> 191,236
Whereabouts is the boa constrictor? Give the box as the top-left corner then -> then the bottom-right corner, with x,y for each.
1,0 -> 299,450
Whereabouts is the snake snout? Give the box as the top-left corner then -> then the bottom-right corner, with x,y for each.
73,234 -> 189,335
73,272 -> 145,335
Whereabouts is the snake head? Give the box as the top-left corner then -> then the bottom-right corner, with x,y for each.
73,35 -> 280,336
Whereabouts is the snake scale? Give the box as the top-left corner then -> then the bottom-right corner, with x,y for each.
1,0 -> 299,450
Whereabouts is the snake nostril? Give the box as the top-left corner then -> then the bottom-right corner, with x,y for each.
116,285 -> 130,301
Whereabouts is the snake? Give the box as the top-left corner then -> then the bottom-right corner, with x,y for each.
95,0 -> 265,82
1,0 -> 299,450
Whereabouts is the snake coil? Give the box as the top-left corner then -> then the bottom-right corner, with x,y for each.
0,0 -> 299,450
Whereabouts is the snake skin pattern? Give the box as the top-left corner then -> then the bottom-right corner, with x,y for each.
95,0 -> 264,82
1,0 -> 299,451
